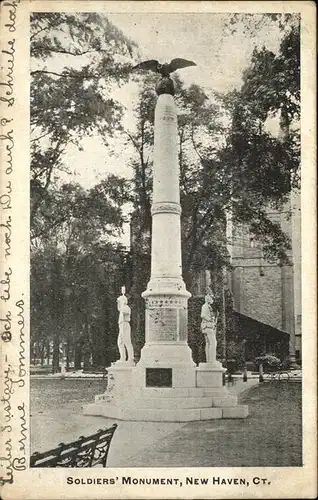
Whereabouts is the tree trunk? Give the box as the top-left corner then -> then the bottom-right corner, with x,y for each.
66,339 -> 70,370
74,343 -> 82,370
32,344 -> 37,365
40,344 -> 45,366
46,340 -> 50,366
52,335 -> 60,373
83,352 -> 91,371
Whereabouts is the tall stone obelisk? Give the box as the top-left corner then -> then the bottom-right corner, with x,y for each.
84,70 -> 248,421
139,91 -> 194,376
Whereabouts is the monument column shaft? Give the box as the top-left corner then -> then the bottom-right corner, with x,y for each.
151,94 -> 182,278
153,95 -> 180,204
141,92 -> 192,363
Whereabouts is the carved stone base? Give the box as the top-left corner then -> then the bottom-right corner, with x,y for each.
112,360 -> 135,367
83,360 -> 249,421
196,363 -> 225,388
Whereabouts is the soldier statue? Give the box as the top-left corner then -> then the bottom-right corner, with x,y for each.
201,292 -> 219,365
116,287 -> 134,363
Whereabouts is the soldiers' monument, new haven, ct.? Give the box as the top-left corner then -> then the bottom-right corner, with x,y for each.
84,60 -> 248,421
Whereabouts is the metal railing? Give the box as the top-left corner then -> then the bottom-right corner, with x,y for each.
30,424 -> 118,468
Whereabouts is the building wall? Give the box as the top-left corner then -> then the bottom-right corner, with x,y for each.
291,190 -> 301,358
232,265 -> 283,331
228,195 -> 301,361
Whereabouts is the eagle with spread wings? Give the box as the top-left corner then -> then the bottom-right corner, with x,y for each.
132,58 -> 196,95
132,58 -> 196,77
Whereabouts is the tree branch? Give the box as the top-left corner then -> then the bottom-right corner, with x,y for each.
46,48 -> 110,57
31,140 -> 67,223
179,128 -> 186,190
31,70 -> 99,79
31,215 -> 69,241
124,130 -> 140,153
191,125 -> 205,165
31,130 -> 52,143
30,26 -> 50,41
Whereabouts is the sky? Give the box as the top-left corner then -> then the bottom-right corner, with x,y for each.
63,13 -> 284,192
108,13 -> 281,92
37,13 -> 287,246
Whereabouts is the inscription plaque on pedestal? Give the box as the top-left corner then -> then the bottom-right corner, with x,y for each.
146,368 -> 172,387
148,308 -> 178,341
179,308 -> 187,341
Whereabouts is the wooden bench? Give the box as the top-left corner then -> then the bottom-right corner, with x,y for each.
30,424 -> 117,468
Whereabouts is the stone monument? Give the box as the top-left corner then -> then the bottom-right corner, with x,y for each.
84,61 -> 248,421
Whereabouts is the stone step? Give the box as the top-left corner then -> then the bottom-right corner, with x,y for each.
96,390 -> 238,408
222,405 -> 249,418
83,403 -> 224,421
213,395 -> 238,407
131,396 -> 214,409
135,387 -> 206,398
84,403 -> 248,421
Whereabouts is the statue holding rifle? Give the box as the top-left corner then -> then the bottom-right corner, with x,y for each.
201,291 -> 219,365
116,286 -> 134,364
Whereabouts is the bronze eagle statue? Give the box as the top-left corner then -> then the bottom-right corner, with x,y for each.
132,58 -> 196,76
132,58 -> 196,96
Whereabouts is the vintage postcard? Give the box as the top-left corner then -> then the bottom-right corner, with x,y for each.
0,1 -> 316,499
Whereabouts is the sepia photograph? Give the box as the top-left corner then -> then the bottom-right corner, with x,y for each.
0,1 -> 316,499
29,9 -> 302,468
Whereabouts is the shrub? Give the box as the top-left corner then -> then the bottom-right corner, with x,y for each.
255,354 -> 281,372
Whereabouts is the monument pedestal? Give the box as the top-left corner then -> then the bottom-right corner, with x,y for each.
196,362 -> 224,387
83,360 -> 248,421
